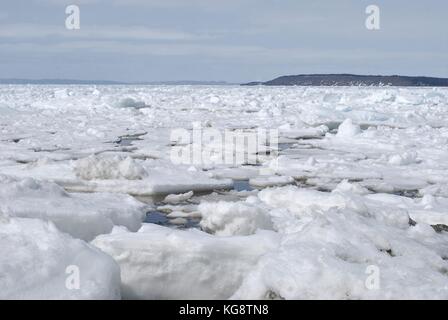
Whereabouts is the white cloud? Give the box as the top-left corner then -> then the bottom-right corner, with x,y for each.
1,38 -> 444,66
33,0 -> 102,5
111,0 -> 244,7
0,24 -> 208,41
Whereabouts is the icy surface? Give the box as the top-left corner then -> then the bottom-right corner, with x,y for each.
0,216 -> 121,299
1,85 -> 448,299
232,184 -> 448,299
0,175 -> 147,241
93,224 -> 279,299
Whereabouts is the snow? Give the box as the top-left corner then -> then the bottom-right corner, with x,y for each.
0,156 -> 232,196
231,184 -> 448,299
115,97 -> 147,109
249,175 -> 294,188
0,216 -> 121,299
164,191 -> 194,204
92,224 -> 280,299
75,155 -> 148,180
0,175 -> 147,241
336,119 -> 361,138
1,85 -> 448,299
198,198 -> 273,236
388,151 -> 419,166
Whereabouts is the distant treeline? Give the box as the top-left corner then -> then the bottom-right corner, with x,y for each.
242,74 -> 448,87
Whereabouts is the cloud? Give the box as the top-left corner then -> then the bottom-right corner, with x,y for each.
111,0 -> 250,8
32,0 -> 102,5
2,0 -> 447,80
32,0 -> 254,10
1,38 -> 444,66
0,24 -> 208,41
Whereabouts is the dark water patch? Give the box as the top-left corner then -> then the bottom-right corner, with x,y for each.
172,218 -> 201,229
145,210 -> 169,225
233,180 -> 254,192
278,143 -> 296,151
185,218 -> 201,228
145,210 -> 201,229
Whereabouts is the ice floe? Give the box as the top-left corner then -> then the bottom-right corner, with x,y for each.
0,216 -> 121,299
1,85 -> 448,299
0,175 -> 147,241
92,224 -> 280,299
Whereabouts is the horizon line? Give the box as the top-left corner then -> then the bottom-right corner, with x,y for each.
1,73 -> 448,85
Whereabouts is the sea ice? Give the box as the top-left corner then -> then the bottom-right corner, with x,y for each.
92,224 -> 280,299
2,85 -> 448,300
0,175 -> 147,241
0,216 -> 121,299
198,198 -> 273,236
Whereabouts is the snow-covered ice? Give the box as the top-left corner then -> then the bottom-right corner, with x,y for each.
1,85 -> 448,299
0,174 -> 147,241
0,216 -> 121,299
92,224 -> 279,299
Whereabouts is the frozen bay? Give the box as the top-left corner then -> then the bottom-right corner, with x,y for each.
1,85 -> 448,299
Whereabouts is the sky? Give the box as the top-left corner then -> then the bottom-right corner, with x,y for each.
0,0 -> 447,83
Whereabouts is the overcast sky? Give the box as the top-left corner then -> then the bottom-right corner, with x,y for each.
0,0 -> 447,82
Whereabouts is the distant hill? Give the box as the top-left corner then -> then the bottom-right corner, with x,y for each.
242,74 -> 448,87
0,79 -> 232,85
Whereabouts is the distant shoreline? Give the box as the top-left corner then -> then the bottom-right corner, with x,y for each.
242,74 -> 448,87
2,74 -> 448,87
0,79 -> 233,86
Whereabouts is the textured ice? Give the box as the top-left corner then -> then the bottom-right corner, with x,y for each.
92,224 -> 280,299
75,155 -> 148,180
0,216 -> 121,299
0,156 -> 232,196
0,175 -> 147,241
336,119 -> 361,138
198,198 -> 273,236
1,85 -> 448,300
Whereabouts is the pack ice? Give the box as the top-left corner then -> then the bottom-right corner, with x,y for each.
1,85 -> 448,299
0,215 -> 121,299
